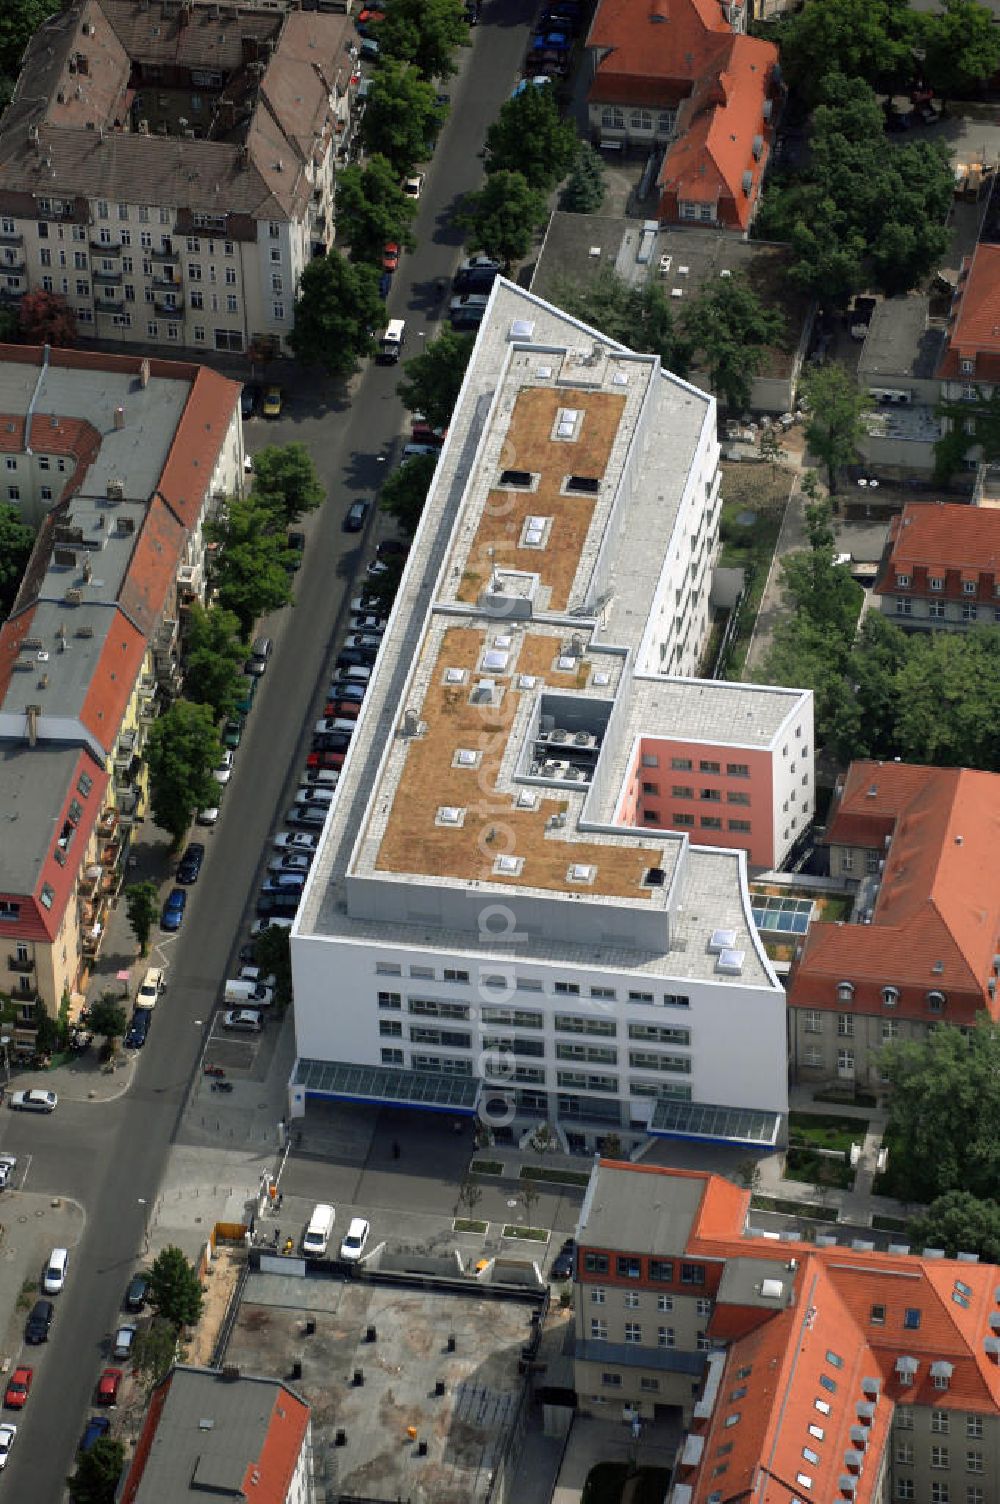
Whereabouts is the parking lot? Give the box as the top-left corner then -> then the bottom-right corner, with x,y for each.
0,1191 -> 85,1392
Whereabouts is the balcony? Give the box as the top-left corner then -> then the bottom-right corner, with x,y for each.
95,295 -> 125,313
96,806 -> 119,841
7,955 -> 34,975
0,227 -> 23,246
0,255 -> 26,273
93,267 -> 123,285
150,244 -> 180,263
90,237 -> 122,255
151,270 -> 180,288
154,297 -> 185,318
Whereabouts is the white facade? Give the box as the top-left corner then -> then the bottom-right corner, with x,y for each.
291,282 -> 790,1144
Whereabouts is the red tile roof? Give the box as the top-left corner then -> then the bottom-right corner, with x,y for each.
937,244 -> 1000,381
657,37 -> 774,230
244,1386 -> 311,1503
117,494 -> 186,640
790,761 -> 1000,1023
874,502 -> 1000,600
79,614 -> 147,753
156,364 -> 241,531
587,0 -> 733,104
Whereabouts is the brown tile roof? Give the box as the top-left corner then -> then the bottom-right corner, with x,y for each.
0,2 -> 353,222
874,502 -> 1000,597
791,760 -> 1000,1021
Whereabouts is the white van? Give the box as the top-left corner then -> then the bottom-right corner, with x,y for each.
302,1203 -> 335,1256
223,979 -> 274,1007
379,319 -> 405,364
43,1246 -> 69,1294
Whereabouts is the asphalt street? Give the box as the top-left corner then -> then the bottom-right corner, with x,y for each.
0,1 -> 539,1494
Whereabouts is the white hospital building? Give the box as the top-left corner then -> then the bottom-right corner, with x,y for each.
290,282 -> 811,1151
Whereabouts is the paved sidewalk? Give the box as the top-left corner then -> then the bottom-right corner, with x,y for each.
83,815 -> 177,1011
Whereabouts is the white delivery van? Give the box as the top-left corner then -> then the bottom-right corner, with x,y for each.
302,1203 -> 335,1256
379,319 -> 405,364
223,979 -> 274,1007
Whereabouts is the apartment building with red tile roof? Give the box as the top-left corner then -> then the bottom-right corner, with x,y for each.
937,243 -> 1000,388
585,0 -> 780,231
0,343 -> 241,1018
575,1161 -> 1000,1504
875,501 -> 1000,631
121,1365 -> 311,1504
786,760 -> 1000,1092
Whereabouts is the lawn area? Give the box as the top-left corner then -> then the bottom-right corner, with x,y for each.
716,463 -> 789,677
788,1112 -> 867,1154
520,1165 -> 591,1187
783,1146 -> 854,1190
581,1463 -> 673,1504
751,1193 -> 839,1222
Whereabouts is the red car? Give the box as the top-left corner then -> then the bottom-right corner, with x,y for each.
307,749 -> 346,770
411,418 -> 446,446
322,700 -> 361,720
96,1368 -> 123,1406
4,1368 -> 31,1410
382,241 -> 400,272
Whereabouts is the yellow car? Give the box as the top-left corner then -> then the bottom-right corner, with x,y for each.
263,385 -> 283,418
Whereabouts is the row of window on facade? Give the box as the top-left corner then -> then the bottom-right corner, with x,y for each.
591,1319 -> 713,1349
24,202 -> 280,237
600,107 -> 676,133
896,598 -> 996,621
377,995 -> 691,1042
895,1482 -> 986,1503
895,572 -> 993,594
373,963 -> 691,1008
834,982 -> 948,1010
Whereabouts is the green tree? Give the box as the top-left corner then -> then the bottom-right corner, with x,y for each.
800,362 -> 867,493
0,502 -> 33,616
919,0 -> 1000,105
250,443 -> 325,527
206,498 -> 294,638
146,1245 -> 204,1328
893,627 -> 1000,770
182,604 -> 247,722
835,613 -> 909,763
124,880 -> 160,958
681,275 -> 785,412
131,1315 -> 180,1389
254,924 -> 293,1008
377,0 -> 468,79
66,1437 -> 126,1504
397,327 -> 475,429
551,266 -> 691,375
379,453 -> 438,537
0,0 -> 59,77
88,994 -> 128,1047
289,253 -> 382,378
336,154 -> 419,266
759,428 -> 783,474
778,498 -> 863,638
459,171 -> 548,272
775,0 -> 916,107
145,701 -> 221,849
757,75 -> 952,300
18,288 -> 76,346
882,1022 -> 1000,1203
935,384 -> 1000,480
485,84 -> 578,191
908,1191 -> 1000,1262
33,997 -> 64,1056
758,613 -> 862,754
560,143 -> 606,214
360,60 -> 446,176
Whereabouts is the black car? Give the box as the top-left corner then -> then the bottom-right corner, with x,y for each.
25,1298 -> 53,1344
240,383 -> 262,419
256,891 -> 301,918
176,842 -> 205,885
124,1273 -> 149,1313
312,732 -> 351,753
124,1010 -> 151,1049
343,500 -> 370,533
551,1239 -> 575,1281
337,647 -> 373,670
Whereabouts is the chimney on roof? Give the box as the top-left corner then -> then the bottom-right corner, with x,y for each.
113,405 -> 125,430
139,358 -> 150,388
25,705 -> 39,747
82,557 -> 92,583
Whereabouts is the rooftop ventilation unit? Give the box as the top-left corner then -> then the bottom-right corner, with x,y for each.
644,867 -> 665,887
499,469 -> 532,488
508,319 -> 535,341
716,948 -> 745,975
759,1278 -> 784,1300
709,928 -> 737,953
566,475 -> 599,495
471,679 -> 495,704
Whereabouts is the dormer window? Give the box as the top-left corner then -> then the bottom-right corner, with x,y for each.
960,358 -> 975,375
926,990 -> 946,1012
882,986 -> 899,1008
963,579 -> 977,595
929,577 -> 943,591
896,573 -> 910,588
837,981 -> 854,1003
